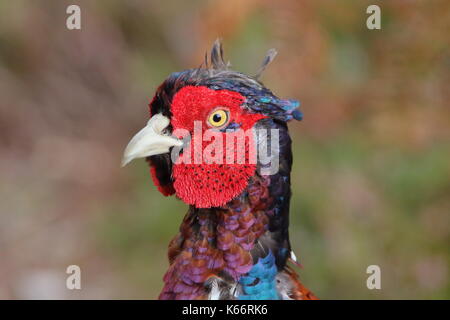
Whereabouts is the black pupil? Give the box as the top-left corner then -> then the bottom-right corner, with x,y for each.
213,113 -> 222,123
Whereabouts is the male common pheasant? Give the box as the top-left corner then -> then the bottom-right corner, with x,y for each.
122,40 -> 317,300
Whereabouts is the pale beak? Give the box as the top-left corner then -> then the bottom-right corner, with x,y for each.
121,113 -> 183,167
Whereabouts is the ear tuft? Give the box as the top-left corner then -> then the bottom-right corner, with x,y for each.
210,38 -> 228,71
254,48 -> 278,79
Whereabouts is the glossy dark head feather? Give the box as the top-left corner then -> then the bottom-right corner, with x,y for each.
149,39 -> 302,123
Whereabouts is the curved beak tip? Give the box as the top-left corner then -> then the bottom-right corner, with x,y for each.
121,114 -> 181,168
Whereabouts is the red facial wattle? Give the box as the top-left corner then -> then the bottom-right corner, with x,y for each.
166,86 -> 266,208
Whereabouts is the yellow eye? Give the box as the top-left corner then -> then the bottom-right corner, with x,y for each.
207,109 -> 229,128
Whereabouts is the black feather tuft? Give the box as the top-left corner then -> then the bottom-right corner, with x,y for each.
254,48 -> 278,79
210,39 -> 228,71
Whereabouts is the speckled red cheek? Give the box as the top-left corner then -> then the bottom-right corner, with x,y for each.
173,163 -> 257,208
172,129 -> 259,208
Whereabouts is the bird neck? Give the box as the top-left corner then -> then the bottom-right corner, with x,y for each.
160,173 -> 292,299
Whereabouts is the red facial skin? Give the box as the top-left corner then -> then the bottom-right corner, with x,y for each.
167,86 -> 266,208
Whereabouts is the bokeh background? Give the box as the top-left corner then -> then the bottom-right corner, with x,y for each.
0,0 -> 449,299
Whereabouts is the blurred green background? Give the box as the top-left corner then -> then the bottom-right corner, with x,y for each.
0,0 -> 449,299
